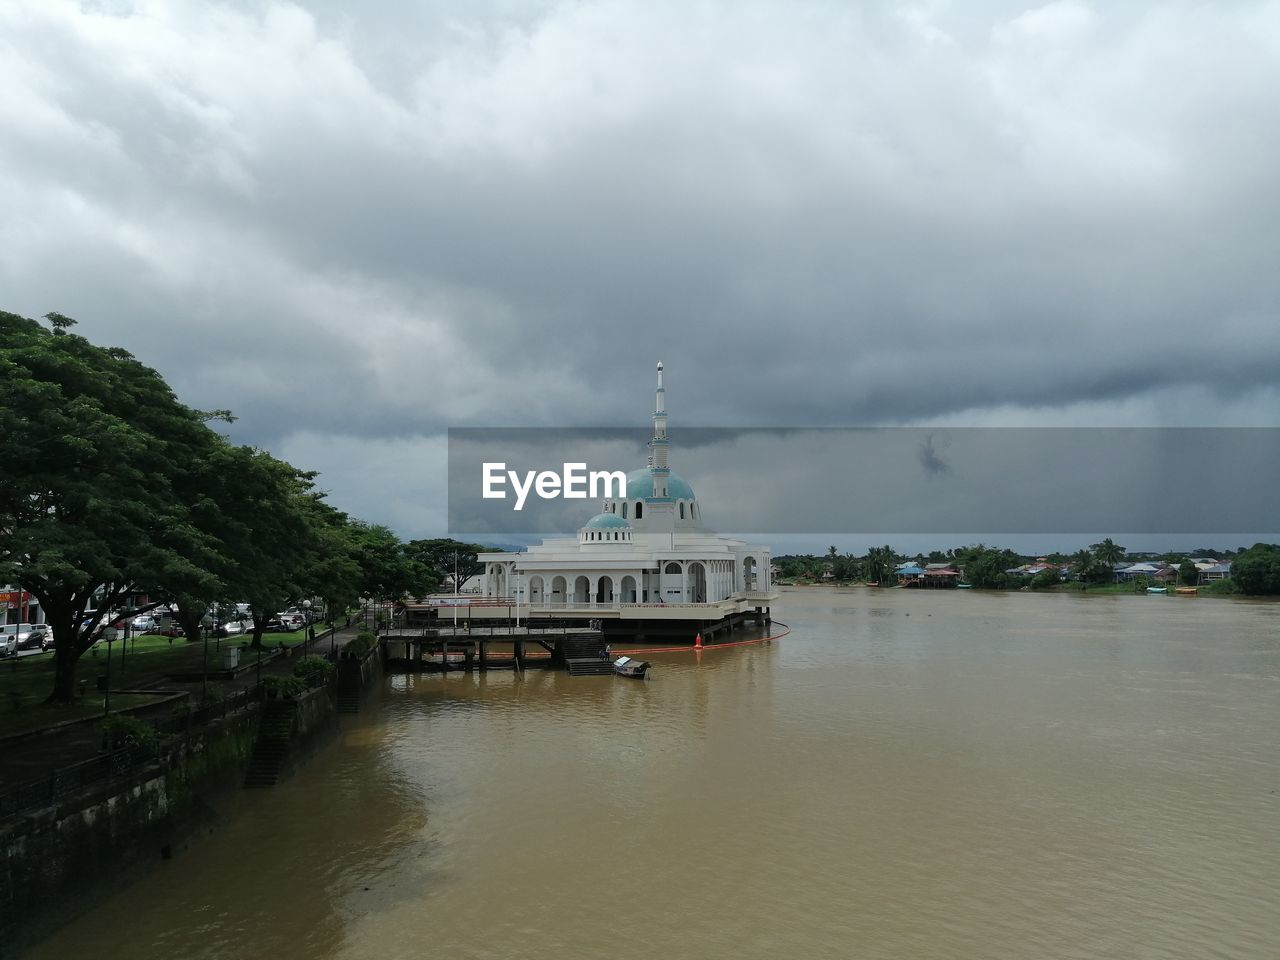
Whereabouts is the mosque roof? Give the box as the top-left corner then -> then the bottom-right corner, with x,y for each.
625,467 -> 695,500
584,512 -> 631,529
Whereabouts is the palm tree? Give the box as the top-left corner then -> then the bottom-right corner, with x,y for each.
1091,538 -> 1125,570
1071,548 -> 1098,585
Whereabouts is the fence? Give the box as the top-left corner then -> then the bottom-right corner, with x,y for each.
0,680 -> 285,824
0,744 -> 148,822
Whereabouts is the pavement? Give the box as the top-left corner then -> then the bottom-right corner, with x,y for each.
0,619 -> 372,791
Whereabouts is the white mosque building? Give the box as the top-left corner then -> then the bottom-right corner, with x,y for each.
477,363 -> 775,631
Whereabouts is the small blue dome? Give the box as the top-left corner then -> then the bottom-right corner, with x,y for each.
584,512 -> 630,529
625,467 -> 695,500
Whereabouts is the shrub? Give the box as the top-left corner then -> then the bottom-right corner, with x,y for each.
1030,568 -> 1061,590
293,654 -> 335,683
102,713 -> 158,752
262,675 -> 307,699
344,632 -> 376,659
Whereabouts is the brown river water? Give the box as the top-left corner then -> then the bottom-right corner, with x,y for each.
26,587 -> 1280,959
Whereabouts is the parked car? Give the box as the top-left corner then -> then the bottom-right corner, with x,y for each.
131,614 -> 158,633
0,632 -> 16,658
16,624 -> 51,651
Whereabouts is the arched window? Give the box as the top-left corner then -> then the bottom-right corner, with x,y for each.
636,501 -> 644,519
679,502 -> 685,519
621,502 -> 628,519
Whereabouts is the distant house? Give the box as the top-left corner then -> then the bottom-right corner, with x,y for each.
1199,563 -> 1232,583
896,564 -> 926,585
1116,562 -> 1162,581
922,566 -> 961,588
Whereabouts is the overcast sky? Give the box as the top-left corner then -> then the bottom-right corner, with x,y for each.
3,1 -> 1278,549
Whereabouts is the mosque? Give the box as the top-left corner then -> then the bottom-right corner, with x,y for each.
476,363 -> 776,640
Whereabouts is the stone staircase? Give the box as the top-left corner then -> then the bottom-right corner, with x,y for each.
561,635 -> 614,676
243,700 -> 297,788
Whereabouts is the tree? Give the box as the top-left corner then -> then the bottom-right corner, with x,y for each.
1091,538 -> 1126,569
1229,543 -> 1280,595
347,522 -> 436,603
1178,560 -> 1199,586
406,538 -> 490,593
1070,549 -> 1097,585
962,550 -> 1009,589
0,311 -> 224,702
862,545 -> 900,585
1030,567 -> 1061,590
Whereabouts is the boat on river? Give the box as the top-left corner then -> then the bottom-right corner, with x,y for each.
613,655 -> 650,679
1146,586 -> 1168,594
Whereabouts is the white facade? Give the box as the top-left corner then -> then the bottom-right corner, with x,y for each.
478,363 -> 773,613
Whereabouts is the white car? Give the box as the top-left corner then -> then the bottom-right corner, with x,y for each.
131,614 -> 158,632
0,632 -> 16,658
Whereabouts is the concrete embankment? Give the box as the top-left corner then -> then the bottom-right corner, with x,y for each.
0,637 -> 383,958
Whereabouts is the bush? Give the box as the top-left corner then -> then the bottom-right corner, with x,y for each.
262,675 -> 307,699
102,713 -> 158,752
293,654 -> 335,683
344,631 -> 376,660
1030,568 -> 1061,590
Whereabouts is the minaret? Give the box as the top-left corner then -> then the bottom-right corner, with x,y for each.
650,361 -> 670,497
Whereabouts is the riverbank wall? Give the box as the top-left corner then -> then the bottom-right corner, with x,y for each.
0,679 -> 345,957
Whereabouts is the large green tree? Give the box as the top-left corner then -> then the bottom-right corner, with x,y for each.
0,312 -> 224,702
1229,543 -> 1280,595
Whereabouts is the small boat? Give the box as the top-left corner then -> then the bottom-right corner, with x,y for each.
613,655 -> 650,679
1175,586 -> 1198,596
1146,586 -> 1168,594
956,583 -> 973,589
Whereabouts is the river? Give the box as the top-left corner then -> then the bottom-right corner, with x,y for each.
26,587 -> 1280,959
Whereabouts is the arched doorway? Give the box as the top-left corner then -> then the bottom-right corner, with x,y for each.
551,576 -> 566,604
620,575 -> 636,603
528,576 -> 544,604
689,562 -> 707,603
743,556 -> 757,591
596,576 -> 614,603
573,576 -> 590,603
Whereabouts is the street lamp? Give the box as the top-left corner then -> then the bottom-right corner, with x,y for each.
302,599 -> 313,655
200,612 -> 214,702
120,605 -> 134,675
102,624 -> 119,720
329,612 -> 337,658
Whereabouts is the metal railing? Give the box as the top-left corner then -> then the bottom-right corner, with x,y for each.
0,744 -> 148,822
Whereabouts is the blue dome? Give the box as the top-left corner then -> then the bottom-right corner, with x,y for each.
625,467 -> 695,500
584,512 -> 630,529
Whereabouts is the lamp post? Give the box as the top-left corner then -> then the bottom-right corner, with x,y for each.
102,625 -> 118,719
200,612 -> 214,703
302,599 -> 313,655
329,613 -> 337,658
120,606 -> 133,676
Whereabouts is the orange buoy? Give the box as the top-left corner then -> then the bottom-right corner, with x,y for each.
694,632 -> 703,649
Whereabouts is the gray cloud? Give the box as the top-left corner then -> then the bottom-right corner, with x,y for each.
2,0 -> 1278,538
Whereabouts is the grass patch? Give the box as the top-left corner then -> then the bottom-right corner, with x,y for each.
0,629 -> 309,735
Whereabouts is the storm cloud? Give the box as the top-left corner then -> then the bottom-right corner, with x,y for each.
2,0 -> 1277,537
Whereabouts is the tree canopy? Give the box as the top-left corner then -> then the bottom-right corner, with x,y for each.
0,311 -> 432,702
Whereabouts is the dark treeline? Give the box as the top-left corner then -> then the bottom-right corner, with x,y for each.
776,540 -> 1278,594
0,311 -> 486,703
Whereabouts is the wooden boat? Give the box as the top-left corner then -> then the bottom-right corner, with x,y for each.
1175,586 -> 1198,595
1146,586 -> 1168,594
956,583 -> 973,589
613,655 -> 650,679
